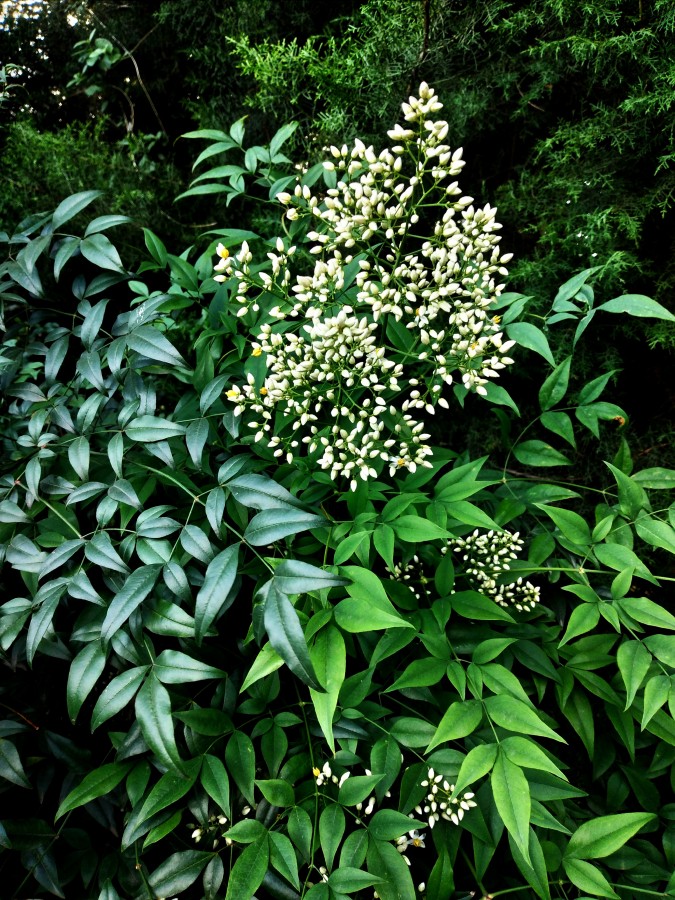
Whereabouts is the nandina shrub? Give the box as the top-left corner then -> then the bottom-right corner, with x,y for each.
1,85 -> 675,900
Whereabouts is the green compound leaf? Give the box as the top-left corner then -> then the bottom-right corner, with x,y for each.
135,673 -> 184,773
263,581 -> 322,691
195,544 -> 239,644
425,700 -> 483,753
56,761 -> 132,819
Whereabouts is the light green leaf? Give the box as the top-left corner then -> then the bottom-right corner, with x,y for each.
273,559 -> 348,594
641,674 -> 670,729
632,467 -> 675,489
594,542 -> 657,583
225,731 -> 256,807
85,532 -> 130,574
492,752 -> 531,863
255,778 -> 294,807
617,640 -> 652,709
391,515 -> 450,542
224,835 -> 269,900
366,836 -> 416,900
559,604 -> 600,646
513,440 -> 571,467
368,809 -> 425,841
452,743 -> 498,797
505,322 -> 555,365
425,700 -> 483,753
509,829 -> 551,900
485,695 -> 565,741
227,473 -> 302,510
537,505 -> 591,545
241,643 -> 285,692
319,803 -> 345,870
562,858 -> 617,898
269,831 -> 300,891
339,774 -> 384,807
538,356 -> 571,411
565,812 -> 655,860
501,736 -> 567,779
598,293 -> 675,322
635,515 -> 675,555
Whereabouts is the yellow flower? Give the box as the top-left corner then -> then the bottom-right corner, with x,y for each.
226,389 -> 239,398
251,347 -> 262,357
216,243 -> 230,260
492,314 -> 501,324
259,387 -> 268,395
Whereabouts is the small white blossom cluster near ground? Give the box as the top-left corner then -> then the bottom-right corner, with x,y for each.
445,528 -> 541,611
216,83 -> 515,489
416,767 -> 477,829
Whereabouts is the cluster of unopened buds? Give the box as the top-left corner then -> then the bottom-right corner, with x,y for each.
314,761 -> 391,822
189,813 -> 229,849
416,768 -> 477,828
386,555 -> 431,600
445,528 -> 541,611
216,83 -> 517,490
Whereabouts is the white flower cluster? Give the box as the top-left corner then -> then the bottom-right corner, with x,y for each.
217,83 -> 517,488
416,768 -> 477,829
313,761 -> 382,822
446,528 -> 541,611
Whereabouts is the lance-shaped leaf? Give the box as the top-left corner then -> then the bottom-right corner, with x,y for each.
485,695 -> 565,742
26,594 -> 60,665
492,751 -> 532,864
244,507 -> 325,546
0,738 -> 31,788
598,293 -> 675,321
80,233 -> 125,273
67,641 -> 106,723
227,473 -> 303,509
142,850 -> 211,900
263,581 -> 322,691
55,761 -> 132,819
195,544 -> 239,644
135,759 -> 201,827
126,416 -> 187,442
39,538 -> 85,579
225,730 -> 256,806
224,834 -> 269,900
135,673 -> 184,772
153,649 -> 225,683
91,665 -> 149,731
564,812 -> 656,860
101,565 -> 161,644
85,532 -> 129,574
273,559 -> 348,594
52,190 -> 103,229
126,325 -> 187,367
425,700 -> 483,753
